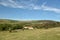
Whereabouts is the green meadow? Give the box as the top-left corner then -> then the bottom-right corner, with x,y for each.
0,27 -> 60,40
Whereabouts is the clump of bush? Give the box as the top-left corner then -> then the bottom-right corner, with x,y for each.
32,22 -> 60,29
0,23 -> 23,31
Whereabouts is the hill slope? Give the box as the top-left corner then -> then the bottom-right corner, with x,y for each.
0,19 -> 60,31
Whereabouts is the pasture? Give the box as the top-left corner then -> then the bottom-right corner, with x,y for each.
0,27 -> 60,40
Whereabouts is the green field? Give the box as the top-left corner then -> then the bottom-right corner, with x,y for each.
0,27 -> 60,40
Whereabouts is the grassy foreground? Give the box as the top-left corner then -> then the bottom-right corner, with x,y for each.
0,27 -> 60,40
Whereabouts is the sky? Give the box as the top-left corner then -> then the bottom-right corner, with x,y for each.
0,0 -> 60,21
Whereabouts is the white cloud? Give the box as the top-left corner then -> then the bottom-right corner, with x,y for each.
0,0 -> 38,8
0,0 -> 60,13
42,6 -> 60,13
0,2 -> 7,6
33,6 -> 41,10
0,0 -> 24,8
41,2 -> 60,13
31,2 -> 60,13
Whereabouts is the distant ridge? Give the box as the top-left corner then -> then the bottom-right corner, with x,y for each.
0,19 -> 60,23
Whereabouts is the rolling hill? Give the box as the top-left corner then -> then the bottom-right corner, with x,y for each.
0,19 -> 60,31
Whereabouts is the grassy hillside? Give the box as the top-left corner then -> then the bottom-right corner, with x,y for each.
0,19 -> 60,40
0,19 -> 60,31
0,27 -> 60,40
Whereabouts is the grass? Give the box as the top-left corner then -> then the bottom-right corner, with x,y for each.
0,27 -> 60,40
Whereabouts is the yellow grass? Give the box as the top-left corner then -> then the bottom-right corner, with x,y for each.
0,27 -> 60,40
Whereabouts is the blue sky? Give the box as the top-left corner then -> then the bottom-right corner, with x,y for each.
0,0 -> 60,21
